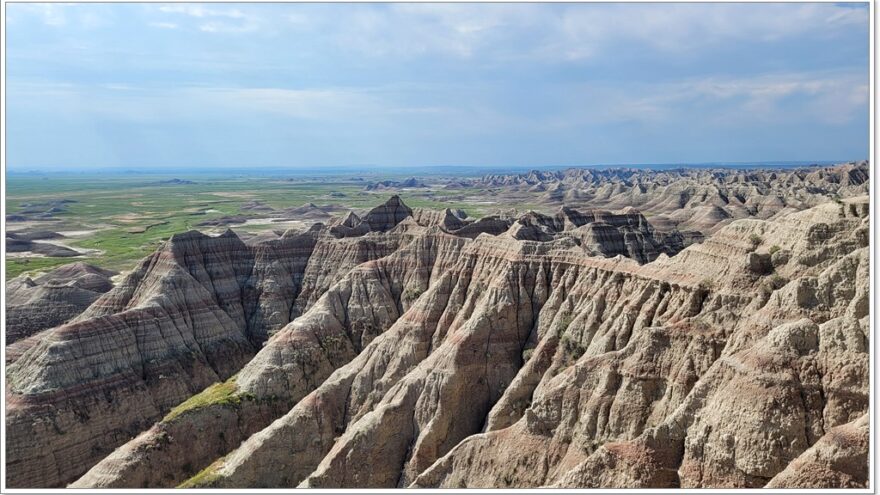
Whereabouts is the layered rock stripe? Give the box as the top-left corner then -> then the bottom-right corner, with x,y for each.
4,171 -> 870,489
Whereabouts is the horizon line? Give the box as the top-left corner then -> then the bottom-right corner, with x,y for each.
5,158 -> 867,174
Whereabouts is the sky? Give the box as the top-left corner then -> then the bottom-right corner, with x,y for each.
4,2 -> 871,170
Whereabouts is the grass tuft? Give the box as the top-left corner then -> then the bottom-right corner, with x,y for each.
177,458 -> 225,488
162,376 -> 255,422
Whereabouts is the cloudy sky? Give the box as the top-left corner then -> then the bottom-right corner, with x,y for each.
5,3 -> 870,170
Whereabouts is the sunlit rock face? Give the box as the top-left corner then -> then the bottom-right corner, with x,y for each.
5,172 -> 870,490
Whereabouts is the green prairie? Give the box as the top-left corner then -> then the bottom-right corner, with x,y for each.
5,173 -> 512,280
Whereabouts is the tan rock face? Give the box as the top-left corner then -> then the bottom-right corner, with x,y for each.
5,263 -> 117,345
6,203 -> 410,488
465,161 -> 870,233
5,174 -> 871,490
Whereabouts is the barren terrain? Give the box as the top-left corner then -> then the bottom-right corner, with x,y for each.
4,162 -> 871,489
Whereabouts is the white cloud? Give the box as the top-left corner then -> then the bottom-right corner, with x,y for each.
32,4 -> 69,27
155,4 -> 257,34
9,68 -> 865,134
198,21 -> 256,34
191,86 -> 454,121
149,22 -> 178,30
553,71 -> 869,128
274,3 -> 867,62
533,3 -> 868,61
8,4 -> 115,29
157,5 -> 246,19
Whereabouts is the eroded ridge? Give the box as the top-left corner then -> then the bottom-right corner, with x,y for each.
4,188 -> 870,490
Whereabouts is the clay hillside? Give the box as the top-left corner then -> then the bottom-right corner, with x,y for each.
4,163 -> 870,489
456,161 -> 870,234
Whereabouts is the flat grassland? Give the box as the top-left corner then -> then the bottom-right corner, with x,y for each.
5,173 -> 512,280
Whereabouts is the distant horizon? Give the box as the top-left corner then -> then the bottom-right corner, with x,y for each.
5,159 -> 864,177
5,3 -> 869,169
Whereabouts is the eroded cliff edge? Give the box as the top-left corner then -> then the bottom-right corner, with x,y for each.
5,186 -> 870,489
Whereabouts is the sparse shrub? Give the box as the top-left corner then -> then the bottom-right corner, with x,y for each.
557,314 -> 574,333
768,274 -> 787,289
561,335 -> 586,360
748,234 -> 763,250
757,274 -> 788,303
768,245 -> 780,255
155,431 -> 170,445
402,286 -> 425,303
178,458 -> 225,488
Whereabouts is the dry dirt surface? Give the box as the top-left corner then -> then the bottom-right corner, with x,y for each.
4,163 -> 871,490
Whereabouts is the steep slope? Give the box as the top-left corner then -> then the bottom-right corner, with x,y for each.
117,197 -> 867,490
6,263 -> 117,344
5,198 -> 415,488
69,203 -> 685,489
462,162 -> 869,234
192,198 -> 866,489
414,198 -> 870,489
10,197 -> 690,489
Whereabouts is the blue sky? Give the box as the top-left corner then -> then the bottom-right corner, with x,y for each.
5,3 -> 870,170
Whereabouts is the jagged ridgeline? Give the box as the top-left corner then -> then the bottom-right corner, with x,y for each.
5,181 -> 870,489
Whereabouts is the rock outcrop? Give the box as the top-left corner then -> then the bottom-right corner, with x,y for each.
191,197 -> 868,490
5,202 -> 412,488
6,231 -> 83,257
452,162 -> 870,234
5,187 -> 870,490
6,263 -> 117,344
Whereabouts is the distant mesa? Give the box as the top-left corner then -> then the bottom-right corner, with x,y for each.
197,215 -> 250,227
9,199 -> 76,222
364,177 -> 428,191
199,202 -> 345,228
6,230 -> 82,257
6,230 -> 64,242
240,200 -> 275,212
158,178 -> 195,185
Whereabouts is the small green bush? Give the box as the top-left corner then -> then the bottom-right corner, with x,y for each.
561,335 -> 586,360
178,458 -> 225,488
557,314 -> 573,333
749,234 -> 763,249
402,285 -> 425,302
163,376 -> 255,422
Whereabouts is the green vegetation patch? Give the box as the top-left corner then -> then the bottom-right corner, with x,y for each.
748,233 -> 763,250
162,376 -> 256,422
401,285 -> 425,303
5,173 -> 512,280
177,457 -> 226,488
6,257 -> 83,280
560,334 -> 586,360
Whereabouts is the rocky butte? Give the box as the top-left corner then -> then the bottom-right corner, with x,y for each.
4,163 -> 871,489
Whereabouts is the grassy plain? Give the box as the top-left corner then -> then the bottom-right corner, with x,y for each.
5,172 -> 517,280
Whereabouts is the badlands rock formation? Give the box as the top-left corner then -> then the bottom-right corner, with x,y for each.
6,263 -> 116,344
6,231 -> 82,257
455,161 -> 870,233
4,167 -> 871,490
